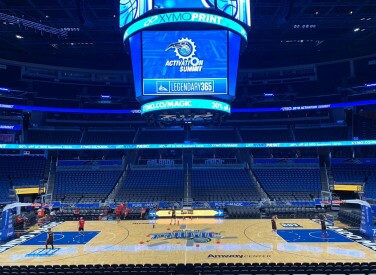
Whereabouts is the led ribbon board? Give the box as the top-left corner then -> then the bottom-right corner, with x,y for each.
1,140 -> 376,150
123,12 -> 248,42
140,99 -> 231,114
2,99 -> 376,114
0,125 -> 21,130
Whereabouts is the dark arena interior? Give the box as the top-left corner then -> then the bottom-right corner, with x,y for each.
1,0 -> 376,274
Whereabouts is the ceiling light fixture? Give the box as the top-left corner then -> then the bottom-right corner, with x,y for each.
354,28 -> 360,32
15,34 -> 24,39
0,12 -> 67,37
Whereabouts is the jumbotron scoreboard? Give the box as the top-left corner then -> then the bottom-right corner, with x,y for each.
120,0 -> 250,123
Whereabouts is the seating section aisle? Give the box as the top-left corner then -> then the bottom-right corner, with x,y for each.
53,170 -> 122,203
116,169 -> 184,202
253,168 -> 321,201
191,168 -> 261,202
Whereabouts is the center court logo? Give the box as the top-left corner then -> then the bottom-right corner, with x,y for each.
165,38 -> 204,72
150,229 -> 221,243
280,223 -> 302,228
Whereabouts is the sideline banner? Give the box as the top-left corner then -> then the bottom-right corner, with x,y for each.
0,209 -> 14,241
1,202 -> 33,241
345,199 -> 376,238
360,204 -> 376,238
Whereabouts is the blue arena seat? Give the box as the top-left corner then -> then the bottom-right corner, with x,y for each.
190,129 -> 239,143
53,164 -> 123,203
136,129 -> 185,144
0,155 -> 46,202
253,167 -> 321,201
294,126 -> 349,141
0,155 -> 45,185
82,129 -> 135,144
27,129 -> 81,144
240,128 -> 291,143
191,168 -> 261,202
115,169 -> 184,202
331,162 -> 376,198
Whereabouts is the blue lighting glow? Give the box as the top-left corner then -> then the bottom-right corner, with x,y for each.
0,125 -> 21,130
142,30 -> 228,96
1,140 -> 375,150
1,99 -> 376,114
123,12 -> 248,42
141,99 -> 231,114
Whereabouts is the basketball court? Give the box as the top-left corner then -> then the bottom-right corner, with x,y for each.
0,219 -> 375,266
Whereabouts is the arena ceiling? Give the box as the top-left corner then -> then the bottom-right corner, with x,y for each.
0,0 -> 375,69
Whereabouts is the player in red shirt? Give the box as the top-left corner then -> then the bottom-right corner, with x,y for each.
119,203 -> 125,213
115,208 -> 121,223
140,207 -> 146,219
124,207 -> 131,219
78,217 -> 85,236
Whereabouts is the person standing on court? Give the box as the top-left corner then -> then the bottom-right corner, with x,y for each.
271,215 -> 278,232
116,207 -> 121,223
321,215 -> 329,237
45,228 -> 54,249
78,217 -> 85,236
170,207 -> 177,225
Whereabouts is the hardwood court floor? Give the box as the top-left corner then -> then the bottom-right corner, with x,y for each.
0,219 -> 375,266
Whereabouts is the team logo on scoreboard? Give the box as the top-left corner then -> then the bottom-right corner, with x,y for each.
165,38 -> 204,72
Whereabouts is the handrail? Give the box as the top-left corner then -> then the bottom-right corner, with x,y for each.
324,162 -> 330,191
45,158 -> 53,195
107,164 -> 130,202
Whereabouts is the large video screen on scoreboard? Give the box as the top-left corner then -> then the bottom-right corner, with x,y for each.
142,30 -> 228,96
